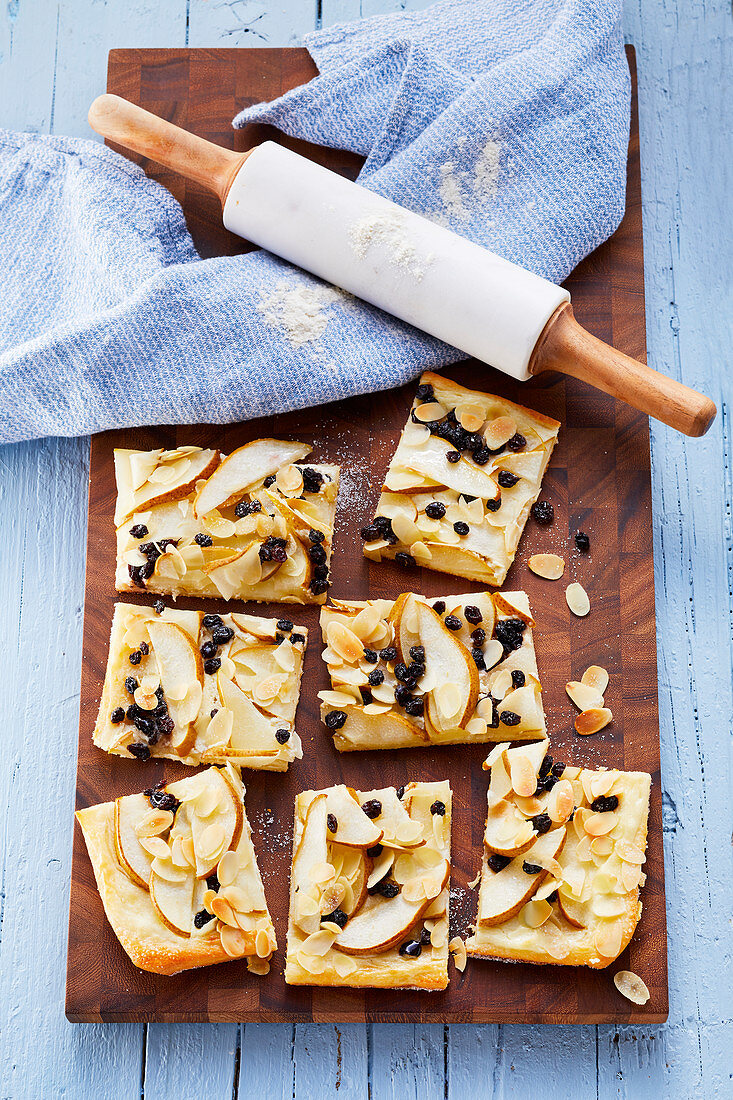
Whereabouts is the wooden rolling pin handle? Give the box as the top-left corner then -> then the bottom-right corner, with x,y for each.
530,303 -> 716,437
88,94 -> 247,204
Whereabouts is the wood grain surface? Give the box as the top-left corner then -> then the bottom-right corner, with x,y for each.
65,45 -> 668,1025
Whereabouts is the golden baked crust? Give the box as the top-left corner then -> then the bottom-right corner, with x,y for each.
94,604 -> 306,771
114,441 -> 339,604
76,766 -> 276,976
319,590 -> 545,751
285,782 -> 451,990
465,742 -> 651,968
363,372 -> 559,587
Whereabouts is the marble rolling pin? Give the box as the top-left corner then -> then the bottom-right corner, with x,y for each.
89,94 -> 716,437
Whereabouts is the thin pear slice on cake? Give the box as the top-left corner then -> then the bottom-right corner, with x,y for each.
194,439 -> 312,517
394,592 -> 423,664
358,788 -> 425,850
322,704 -> 429,750
166,768 -> 243,878
324,786 -> 383,848
117,448 -> 220,522
334,857 -> 450,955
415,600 -> 479,734
214,673 -> 281,756
149,866 -> 196,936
147,619 -> 204,740
114,793 -> 155,888
477,827 -> 566,927
290,793 -> 329,935
483,800 -> 537,858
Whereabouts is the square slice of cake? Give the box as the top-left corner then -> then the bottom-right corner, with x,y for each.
94,603 -> 306,771
362,372 -> 559,586
465,739 -> 651,968
319,590 -> 545,751
114,439 -> 339,604
285,782 -> 451,989
76,765 -> 276,976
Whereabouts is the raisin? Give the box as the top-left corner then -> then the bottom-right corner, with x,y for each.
575,531 -> 590,553
204,658 -> 221,675
453,521 -> 469,536
124,676 -> 138,694
110,707 -> 125,724
531,500 -> 554,525
361,799 -> 382,819
129,650 -> 142,665
495,618 -> 526,653
211,625 -> 234,646
128,743 -> 150,761
522,861 -> 542,875
446,450 -> 461,463
404,697 -> 424,717
263,474 -> 276,488
394,663 -> 410,683
409,645 -> 426,663
291,633 -> 305,645
471,627 -> 486,646
399,939 -> 422,958
259,536 -> 288,563
507,433 -> 527,452
395,551 -> 416,568
546,890 -> 559,903
425,501 -> 446,519
201,640 -> 218,659
464,605 -> 483,625
500,710 -> 521,726
327,813 -> 338,833
323,908 -> 348,929
486,498 -> 501,512
277,619 -> 294,632
302,467 -> 324,493
396,786 -> 406,802
487,853 -> 511,873
310,578 -> 330,595
325,710 -> 347,730
153,600 -> 165,615
430,800 -> 446,816
144,784 -> 180,813
359,686 -> 373,704
194,532 -> 213,547
129,524 -> 148,539
394,686 -> 411,706
591,795 -> 619,813
139,642 -> 149,656
369,878 -> 400,899
538,755 -> 553,779
203,614 -> 223,629
406,661 -> 425,681
532,812 -> 552,835
360,524 -> 380,542
497,470 -> 519,488
309,544 -> 327,564
444,615 -> 462,631
194,909 -> 215,929
210,709 -> 218,718
275,729 -> 290,744
206,873 -> 220,892
472,648 -> 486,670
551,761 -> 566,778
416,383 -> 434,402
363,648 -> 378,664
309,529 -> 325,543
368,669 -> 385,686
234,498 -> 261,517
379,646 -> 397,662
420,927 -> 433,945
511,670 -> 526,689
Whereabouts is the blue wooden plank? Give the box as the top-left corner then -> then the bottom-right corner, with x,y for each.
144,1023 -> 239,1099
369,1024 -> 445,1100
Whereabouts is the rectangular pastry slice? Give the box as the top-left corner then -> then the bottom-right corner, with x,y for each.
285,782 -> 451,989
114,439 -> 339,604
76,765 -> 276,976
94,603 -> 306,771
319,590 -> 545,751
465,739 -> 651,968
362,372 -> 559,586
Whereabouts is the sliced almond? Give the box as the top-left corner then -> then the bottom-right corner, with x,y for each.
276,464 -> 304,496
521,898 -> 553,928
300,928 -> 338,957
134,809 -> 174,837
584,811 -> 618,837
528,554 -> 565,581
220,925 -> 249,958
565,582 -> 591,617
575,707 -> 613,735
326,621 -> 365,665
456,402 -> 486,433
616,841 -> 646,865
593,922 -> 624,960
448,936 -> 467,971
509,753 -> 538,798
613,970 -> 650,1005
566,681 -> 604,711
139,836 -> 170,860
483,415 -> 516,450
413,401 -> 446,423
546,779 -> 575,824
582,665 -> 609,694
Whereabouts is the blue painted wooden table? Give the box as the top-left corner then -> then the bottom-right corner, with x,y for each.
0,0 -> 731,1096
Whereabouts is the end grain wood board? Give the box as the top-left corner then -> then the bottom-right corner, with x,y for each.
67,46 -> 667,1024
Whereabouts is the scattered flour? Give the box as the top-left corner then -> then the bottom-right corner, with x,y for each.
438,161 -> 468,221
258,278 -> 344,347
349,210 -> 433,281
472,138 -> 502,201
437,136 -> 504,223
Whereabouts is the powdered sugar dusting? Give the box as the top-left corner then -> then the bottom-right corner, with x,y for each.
258,278 -> 345,346
349,210 -> 434,280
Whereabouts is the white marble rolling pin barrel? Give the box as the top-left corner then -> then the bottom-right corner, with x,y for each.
88,94 -> 716,438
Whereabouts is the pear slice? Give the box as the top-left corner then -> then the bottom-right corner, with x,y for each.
147,620 -> 203,729
382,471 -> 448,495
358,788 -> 425,850
323,704 -> 429,751
396,434 -> 498,498
334,857 -> 450,955
119,448 -> 220,521
290,793 -> 328,935
114,793 -> 155,888
477,827 -> 566,927
346,856 -> 370,918
194,439 -> 312,517
167,767 -> 243,877
324,786 -> 383,848
394,593 -> 422,664
415,600 -> 479,733
483,800 -> 536,858
150,867 -> 195,936
217,673 -> 280,754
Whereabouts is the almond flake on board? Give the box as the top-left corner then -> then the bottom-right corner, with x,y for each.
613,970 -> 650,1005
528,553 -> 565,581
581,665 -> 609,694
575,707 -> 613,736
566,681 -> 604,711
448,936 -> 467,972
565,582 -> 591,617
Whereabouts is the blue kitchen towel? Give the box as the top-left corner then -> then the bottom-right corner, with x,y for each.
0,0 -> 629,444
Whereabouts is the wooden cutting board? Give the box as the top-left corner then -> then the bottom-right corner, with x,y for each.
66,46 -> 668,1023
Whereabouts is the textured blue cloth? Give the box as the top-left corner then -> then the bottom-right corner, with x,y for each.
0,0 -> 629,444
